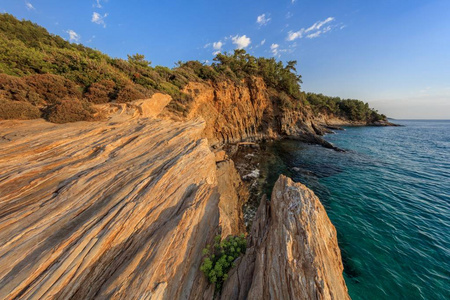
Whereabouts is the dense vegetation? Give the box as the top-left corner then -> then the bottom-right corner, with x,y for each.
200,234 -> 247,292
0,13 -> 385,123
305,92 -> 386,122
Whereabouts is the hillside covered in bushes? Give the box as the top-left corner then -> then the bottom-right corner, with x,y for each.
0,13 -> 385,123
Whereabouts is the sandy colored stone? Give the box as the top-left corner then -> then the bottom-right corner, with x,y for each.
216,160 -> 248,237
221,175 -> 350,300
214,150 -> 228,162
0,98 -> 221,299
133,93 -> 172,118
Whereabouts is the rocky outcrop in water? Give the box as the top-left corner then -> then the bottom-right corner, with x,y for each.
221,175 -> 349,300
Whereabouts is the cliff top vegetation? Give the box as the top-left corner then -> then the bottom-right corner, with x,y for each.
0,13 -> 385,123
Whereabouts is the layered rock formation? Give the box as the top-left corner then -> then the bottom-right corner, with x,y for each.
221,176 -> 349,300
181,78 -> 344,150
0,91 -> 349,299
0,95 -> 225,299
182,78 -> 322,146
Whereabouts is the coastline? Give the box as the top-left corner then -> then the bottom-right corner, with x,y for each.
0,96 -> 353,299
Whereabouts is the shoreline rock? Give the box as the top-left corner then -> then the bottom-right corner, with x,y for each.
220,175 -> 350,300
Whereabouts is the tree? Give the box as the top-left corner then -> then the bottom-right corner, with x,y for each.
127,53 -> 151,67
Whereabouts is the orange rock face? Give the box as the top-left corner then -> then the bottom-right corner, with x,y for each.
221,175 -> 349,300
183,78 -> 320,147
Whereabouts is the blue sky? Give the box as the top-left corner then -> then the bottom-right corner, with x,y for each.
1,0 -> 449,118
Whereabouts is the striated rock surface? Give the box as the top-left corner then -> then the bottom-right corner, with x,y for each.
221,175 -> 349,300
0,94 -> 224,299
216,159 -> 248,237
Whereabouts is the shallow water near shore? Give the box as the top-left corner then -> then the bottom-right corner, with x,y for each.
262,120 -> 450,299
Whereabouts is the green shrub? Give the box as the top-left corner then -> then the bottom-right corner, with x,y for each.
127,53 -> 151,68
44,98 -> 95,123
0,74 -> 30,102
180,61 -> 220,81
200,234 -> 247,292
158,81 -> 180,96
84,79 -> 116,103
213,50 -> 302,98
23,74 -> 82,104
305,92 -> 386,122
115,84 -> 149,103
0,99 -> 41,120
277,91 -> 294,110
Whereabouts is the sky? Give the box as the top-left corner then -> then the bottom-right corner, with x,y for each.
1,0 -> 449,119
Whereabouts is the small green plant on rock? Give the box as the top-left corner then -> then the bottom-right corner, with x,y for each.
200,234 -> 247,292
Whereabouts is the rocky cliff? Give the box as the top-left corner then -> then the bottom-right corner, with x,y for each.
221,176 -> 349,300
179,78 -> 336,148
0,92 -> 349,299
174,77 -> 357,152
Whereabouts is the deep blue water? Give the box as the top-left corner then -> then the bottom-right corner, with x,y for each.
265,120 -> 450,299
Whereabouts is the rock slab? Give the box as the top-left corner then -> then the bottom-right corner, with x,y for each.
221,175 -> 350,300
0,102 -> 219,299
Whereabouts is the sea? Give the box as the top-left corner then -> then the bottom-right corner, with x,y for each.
261,120 -> 450,300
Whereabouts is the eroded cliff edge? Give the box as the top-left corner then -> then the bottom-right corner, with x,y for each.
0,93 -> 349,299
177,78 -> 342,149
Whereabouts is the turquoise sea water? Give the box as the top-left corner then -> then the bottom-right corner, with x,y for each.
264,120 -> 450,299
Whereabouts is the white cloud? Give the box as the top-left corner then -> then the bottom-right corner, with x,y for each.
322,26 -> 332,33
213,41 -> 223,50
232,35 -> 251,49
270,43 -> 290,57
419,87 -> 432,94
270,43 -> 279,55
305,17 -> 334,33
25,2 -> 34,10
204,41 -> 224,53
260,39 -> 266,46
287,30 -> 304,41
306,32 -> 321,39
66,30 -> 80,42
287,17 -> 337,41
93,0 -> 108,8
205,34 -> 251,52
256,14 -> 271,26
92,12 -> 108,28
